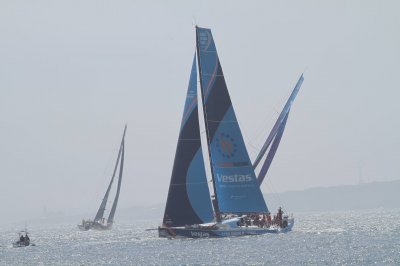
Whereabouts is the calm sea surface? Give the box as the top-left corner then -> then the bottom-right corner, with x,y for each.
1,209 -> 399,265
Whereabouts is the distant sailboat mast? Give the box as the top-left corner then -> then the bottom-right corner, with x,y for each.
94,125 -> 127,223
107,138 -> 125,225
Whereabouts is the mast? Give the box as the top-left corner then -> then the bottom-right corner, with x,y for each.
107,138 -> 125,225
195,26 -> 221,221
94,125 -> 127,222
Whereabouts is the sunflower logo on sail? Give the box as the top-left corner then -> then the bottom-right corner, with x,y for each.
216,133 -> 238,159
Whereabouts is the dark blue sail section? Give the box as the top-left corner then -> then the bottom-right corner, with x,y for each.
257,111 -> 289,185
163,54 -> 214,227
196,26 -> 268,214
253,75 -> 304,169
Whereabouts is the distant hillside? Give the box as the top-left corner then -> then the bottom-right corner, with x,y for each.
115,180 -> 400,222
13,180 -> 399,227
265,179 -> 400,212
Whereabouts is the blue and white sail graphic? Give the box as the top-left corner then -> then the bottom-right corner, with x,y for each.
196,26 -> 268,214
163,54 -> 214,227
254,75 -> 304,184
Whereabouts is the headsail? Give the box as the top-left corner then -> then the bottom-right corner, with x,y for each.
196,26 -> 268,214
257,111 -> 289,185
107,137 -> 125,225
94,125 -> 127,222
253,75 -> 304,170
163,54 -> 214,227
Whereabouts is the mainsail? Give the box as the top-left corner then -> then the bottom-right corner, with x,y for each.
253,75 -> 303,184
94,125 -> 127,223
163,54 -> 214,227
196,26 -> 268,214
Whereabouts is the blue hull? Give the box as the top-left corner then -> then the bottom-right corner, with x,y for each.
158,222 -> 293,238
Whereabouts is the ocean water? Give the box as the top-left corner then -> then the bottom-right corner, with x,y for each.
1,209 -> 399,265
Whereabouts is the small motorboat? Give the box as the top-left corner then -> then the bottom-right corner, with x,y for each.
13,230 -> 35,248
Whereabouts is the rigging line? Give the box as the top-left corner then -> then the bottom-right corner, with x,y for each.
247,142 -> 263,159
254,87 -> 294,148
233,103 -> 277,160
251,107 -> 277,143
248,143 -> 261,152
252,109 -> 278,146
235,112 -> 263,160
253,78 -> 296,145
237,119 -> 270,165
87,149 -> 115,204
254,115 -> 278,155
245,137 -> 260,160
263,178 -> 285,210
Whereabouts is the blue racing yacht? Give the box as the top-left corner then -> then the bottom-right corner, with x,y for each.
159,26 -> 302,238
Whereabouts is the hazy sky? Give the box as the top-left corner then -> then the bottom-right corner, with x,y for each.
1,0 -> 399,224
